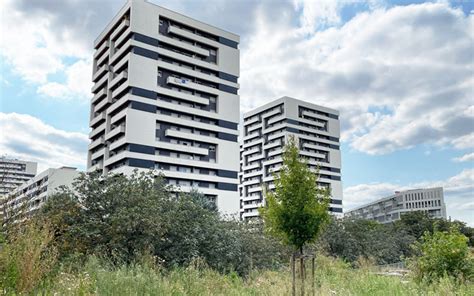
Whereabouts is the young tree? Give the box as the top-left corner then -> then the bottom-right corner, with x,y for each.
259,136 -> 330,295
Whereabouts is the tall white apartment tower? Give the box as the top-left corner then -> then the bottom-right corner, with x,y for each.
88,0 -> 240,214
239,97 -> 342,220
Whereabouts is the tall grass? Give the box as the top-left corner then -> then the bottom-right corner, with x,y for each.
0,221 -> 57,294
42,255 -> 473,295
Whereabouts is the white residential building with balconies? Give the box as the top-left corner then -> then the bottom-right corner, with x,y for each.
0,167 -> 80,225
239,97 -> 343,220
0,157 -> 37,196
345,187 -> 447,223
88,0 -> 240,215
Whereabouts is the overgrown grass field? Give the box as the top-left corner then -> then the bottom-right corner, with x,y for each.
35,256 -> 473,295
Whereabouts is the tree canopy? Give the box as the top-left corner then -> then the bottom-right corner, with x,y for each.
259,136 -> 330,252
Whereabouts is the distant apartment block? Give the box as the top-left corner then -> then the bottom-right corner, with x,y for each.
0,157 -> 37,196
0,167 -> 80,224
239,97 -> 342,220
345,187 -> 447,223
87,0 -> 240,215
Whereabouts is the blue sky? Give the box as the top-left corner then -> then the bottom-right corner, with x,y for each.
0,0 -> 473,224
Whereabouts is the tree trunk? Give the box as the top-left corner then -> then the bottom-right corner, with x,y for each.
311,256 -> 315,296
300,247 -> 304,296
292,253 -> 296,296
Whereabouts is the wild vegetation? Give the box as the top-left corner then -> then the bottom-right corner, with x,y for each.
1,143 -> 473,294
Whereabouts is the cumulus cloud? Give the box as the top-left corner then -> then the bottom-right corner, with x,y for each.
344,168 -> 474,225
37,59 -> 93,100
239,2 -> 473,155
6,0 -> 471,155
0,113 -> 88,172
453,152 -> 474,163
0,0 -> 101,101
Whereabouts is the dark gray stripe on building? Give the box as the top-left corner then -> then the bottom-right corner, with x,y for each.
218,72 -> 238,83
218,132 -> 238,142
218,83 -> 238,94
130,87 -> 157,100
130,101 -> 157,113
329,207 -> 343,213
330,199 -> 343,205
321,175 -> 341,181
217,182 -> 238,191
132,32 -> 159,46
132,46 -> 158,60
217,170 -> 238,179
218,36 -> 238,49
129,143 -> 155,155
218,120 -> 238,130
128,158 -> 155,169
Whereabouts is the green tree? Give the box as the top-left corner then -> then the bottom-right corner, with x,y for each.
37,171 -> 288,275
39,171 -> 169,263
259,136 -> 330,295
410,227 -> 474,283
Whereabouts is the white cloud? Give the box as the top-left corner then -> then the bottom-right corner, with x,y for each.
344,168 -> 474,226
37,59 -> 92,101
293,0 -> 342,33
0,0 -> 92,101
453,152 -> 474,163
240,2 -> 473,155
0,113 -> 88,172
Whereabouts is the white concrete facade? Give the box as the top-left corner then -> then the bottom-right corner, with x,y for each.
345,187 -> 447,223
239,97 -> 343,220
0,167 -> 80,224
0,157 -> 37,196
88,0 -> 240,215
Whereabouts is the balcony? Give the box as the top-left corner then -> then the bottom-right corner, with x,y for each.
155,142 -> 208,155
156,86 -> 209,105
158,34 -> 210,57
301,111 -> 328,126
88,136 -> 105,150
168,25 -> 218,48
94,39 -> 109,60
242,211 -> 260,219
91,88 -> 107,104
110,19 -> 130,41
109,71 -> 128,89
89,122 -> 106,138
91,74 -> 108,94
94,96 -> 113,113
105,124 -> 125,141
93,64 -> 109,82
88,161 -> 103,172
166,76 -> 219,95
91,147 -> 105,161
89,113 -> 106,128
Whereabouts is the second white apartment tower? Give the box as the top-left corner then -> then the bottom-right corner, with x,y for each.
239,97 -> 342,220
88,0 -> 240,214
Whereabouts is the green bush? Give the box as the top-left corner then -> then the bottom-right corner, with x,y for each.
410,227 -> 474,283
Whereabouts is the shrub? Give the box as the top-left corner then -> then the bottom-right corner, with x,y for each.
410,227 -> 474,283
0,220 -> 57,294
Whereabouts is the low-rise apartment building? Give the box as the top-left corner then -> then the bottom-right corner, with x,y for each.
0,167 -> 80,224
345,187 -> 447,223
